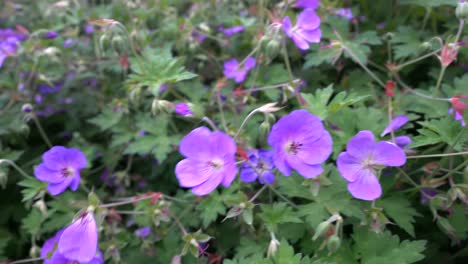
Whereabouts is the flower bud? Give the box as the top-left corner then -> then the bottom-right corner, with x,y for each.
29,245 -> 40,258
267,238 -> 280,258
0,169 -> 7,189
151,99 -> 173,115
22,104 -> 33,113
128,88 -> 142,106
419,42 -> 432,51
312,221 -> 331,240
99,34 -> 111,52
33,200 -> 48,216
111,35 -> 127,54
456,1 -> 468,20
326,235 -> 341,252
88,192 -> 100,208
265,38 -> 281,61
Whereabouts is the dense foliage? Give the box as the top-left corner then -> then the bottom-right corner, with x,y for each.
0,0 -> 467,263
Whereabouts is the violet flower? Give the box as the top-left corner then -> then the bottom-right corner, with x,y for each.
84,24 -> 94,35
58,212 -> 98,262
223,57 -> 256,83
337,131 -> 406,200
135,227 -> 151,238
240,150 -> 275,184
268,110 -> 332,178
63,38 -> 74,48
0,28 -> 26,68
41,229 -> 103,264
222,26 -> 245,37
283,8 -> 321,50
291,0 -> 319,9
175,127 -> 237,195
449,108 -> 466,127
34,146 -> 87,196
43,31 -> 58,39
174,103 -> 194,117
336,8 -> 354,20
381,115 -> 409,137
394,135 -> 412,149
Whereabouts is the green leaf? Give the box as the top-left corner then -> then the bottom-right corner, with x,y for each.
88,106 -> 123,131
378,195 -> 421,237
196,191 -> 226,228
410,117 -> 467,150
21,209 -> 45,236
352,228 -> 426,264
17,178 -> 48,202
391,26 -> 423,60
259,203 -> 302,232
270,240 -> 313,264
304,46 -> 342,68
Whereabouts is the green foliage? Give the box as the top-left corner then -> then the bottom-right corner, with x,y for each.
378,195 -> 421,237
196,191 -> 227,228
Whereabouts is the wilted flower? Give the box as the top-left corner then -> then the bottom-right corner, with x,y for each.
449,108 -> 466,126
222,26 -> 245,37
175,127 -> 237,195
34,146 -> 87,196
268,110 -> 332,178
135,226 -> 151,238
174,103 -> 194,117
223,57 -> 256,83
41,229 -> 103,264
437,44 -> 459,67
58,211 -> 98,262
337,131 -> 406,200
283,8 -> 321,50
381,115 -> 409,137
240,150 -> 275,184
291,0 -> 319,9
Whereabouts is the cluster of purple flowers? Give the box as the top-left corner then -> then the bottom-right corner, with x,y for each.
283,1 -> 321,50
223,57 -> 256,83
0,28 -> 26,68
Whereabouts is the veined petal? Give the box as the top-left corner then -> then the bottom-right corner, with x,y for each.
34,164 -> 64,184
337,152 -> 363,182
58,213 -> 98,263
191,171 -> 224,196
63,148 -> 87,169
373,141 -> 406,167
221,159 -> 237,187
298,130 -> 332,165
292,34 -> 310,50
240,167 -> 257,182
347,170 -> 382,201
175,159 -> 211,187
42,146 -> 69,170
296,28 -> 321,43
261,171 -> 275,184
179,127 -> 212,160
380,115 -> 409,137
211,131 -> 237,155
297,9 -> 321,30
286,156 -> 323,178
47,177 -> 74,196
273,150 -> 292,176
346,130 -> 375,160
282,16 -> 293,37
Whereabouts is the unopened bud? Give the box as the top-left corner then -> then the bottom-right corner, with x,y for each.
312,221 -> 331,240
267,238 -> 280,258
88,192 -> 100,208
259,120 -> 271,138
151,99 -> 172,115
326,235 -> 341,252
99,34 -> 111,52
29,245 -> 40,258
129,88 -> 142,106
419,42 -> 432,51
265,39 -> 281,60
22,104 -> 33,113
33,200 -> 48,216
456,1 -> 468,20
111,36 -> 127,54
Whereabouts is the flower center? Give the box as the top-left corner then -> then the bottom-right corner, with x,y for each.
61,167 -> 75,178
285,141 -> 302,155
361,156 -> 375,170
208,159 -> 224,171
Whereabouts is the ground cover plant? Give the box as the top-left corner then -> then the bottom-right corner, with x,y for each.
0,0 -> 467,263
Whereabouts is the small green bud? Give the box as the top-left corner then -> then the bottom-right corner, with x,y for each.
419,42 -> 432,51
128,88 -> 142,106
260,35 -> 271,50
265,39 -> 281,60
456,1 -> 468,20
151,99 -> 173,115
88,192 -> 100,208
259,120 -> 271,139
22,103 -> 33,113
267,238 -> 280,258
326,235 -> 341,252
99,34 -> 110,53
312,221 -> 331,240
111,36 -> 127,54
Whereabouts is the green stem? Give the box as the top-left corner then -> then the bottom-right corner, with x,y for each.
397,168 -> 420,188
266,184 -> 298,209
433,66 -> 447,97
216,93 -> 228,131
407,151 -> 468,159
10,257 -> 44,264
249,184 -> 268,202
0,159 -> 34,179
31,113 -> 53,148
100,193 -> 159,208
201,116 -> 218,131
234,109 -> 260,140
395,49 -> 440,71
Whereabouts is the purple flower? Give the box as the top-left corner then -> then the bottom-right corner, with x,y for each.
84,24 -> 94,35
58,212 -> 98,262
191,30 -> 206,44
394,136 -> 412,149
175,127 -> 237,196
175,103 -> 194,116
283,8 -> 321,50
0,28 -> 25,68
63,38 -> 74,48
449,108 -> 466,127
37,82 -> 63,94
43,31 -> 58,39
34,146 -> 87,196
336,8 -> 354,20
223,57 -> 256,83
337,131 -> 406,201
240,150 -> 275,184
135,226 -> 151,238
0,28 -> 26,41
291,0 -> 319,9
222,26 -> 245,37
268,110 -> 332,178
41,229 -> 103,264
381,115 -> 409,137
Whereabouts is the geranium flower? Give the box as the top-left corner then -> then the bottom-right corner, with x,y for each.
240,150 -> 275,184
0,28 -> 26,68
336,8 -> 354,20
283,8 -> 321,50
268,110 -> 332,178
222,26 -> 245,37
394,135 -> 412,149
223,57 -> 256,83
175,127 -> 237,195
41,229 -> 103,264
34,146 -> 87,196
291,0 -> 319,9
380,115 -> 408,137
58,212 -> 98,262
135,226 -> 151,238
449,108 -> 466,127
337,131 -> 406,200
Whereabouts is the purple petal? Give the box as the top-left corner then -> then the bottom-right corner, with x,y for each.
260,171 -> 275,184
48,252 -> 69,264
282,16 -> 293,37
298,131 -> 332,165
240,167 -> 257,182
47,177 -> 74,196
179,127 -> 212,160
373,141 -> 406,167
42,146 -> 70,170
346,130 -> 375,160
70,176 -> 80,191
394,136 -> 412,149
291,34 -> 310,50
244,57 -> 256,70
211,131 -> 237,156
191,172 -> 224,196
380,115 -> 409,137
175,159 -> 212,187
273,150 -> 292,176
337,152 -> 363,182
297,9 -> 321,30
220,160 -> 237,187
59,213 -> 98,263
286,156 -> 323,178
34,164 -> 64,183
347,170 -> 382,200
292,0 -> 319,9
296,28 -> 321,43
64,148 -> 87,169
